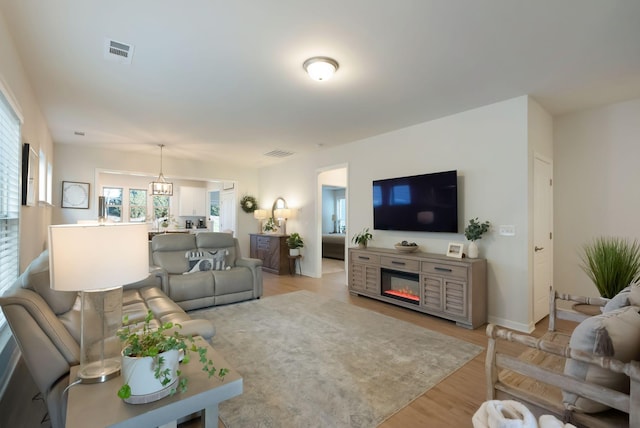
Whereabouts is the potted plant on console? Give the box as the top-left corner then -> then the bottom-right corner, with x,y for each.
287,232 -> 304,256
117,310 -> 228,404
263,217 -> 278,234
352,228 -> 373,249
464,218 -> 490,259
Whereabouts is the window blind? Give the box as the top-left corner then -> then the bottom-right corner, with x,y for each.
0,90 -> 21,328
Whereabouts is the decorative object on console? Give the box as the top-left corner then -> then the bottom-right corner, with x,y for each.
117,310 -> 228,403
240,195 -> 258,213
150,144 -> 173,196
303,56 -> 339,81
446,242 -> 464,258
253,209 -> 268,233
263,217 -> 278,233
464,217 -> 491,259
48,222 -> 149,383
286,232 -> 304,256
579,236 -> 640,298
352,228 -> 373,248
394,241 -> 419,253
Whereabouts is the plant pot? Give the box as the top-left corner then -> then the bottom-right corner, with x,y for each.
289,248 -> 300,256
358,242 -> 367,249
121,349 -> 180,404
468,241 -> 479,259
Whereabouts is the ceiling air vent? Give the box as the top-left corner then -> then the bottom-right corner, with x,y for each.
264,149 -> 294,158
104,38 -> 135,64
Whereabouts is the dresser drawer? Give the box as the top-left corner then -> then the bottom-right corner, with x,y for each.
422,262 -> 467,279
380,256 -> 420,272
351,251 -> 380,265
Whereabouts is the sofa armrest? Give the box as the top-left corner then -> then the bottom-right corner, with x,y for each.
236,257 -> 263,298
236,257 -> 262,270
548,287 -> 609,331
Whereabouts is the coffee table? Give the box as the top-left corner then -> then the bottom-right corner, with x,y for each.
65,339 -> 242,428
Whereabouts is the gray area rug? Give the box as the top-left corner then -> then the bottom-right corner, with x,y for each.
189,291 -> 482,428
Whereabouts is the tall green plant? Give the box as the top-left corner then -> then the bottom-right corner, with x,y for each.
580,237 -> 640,298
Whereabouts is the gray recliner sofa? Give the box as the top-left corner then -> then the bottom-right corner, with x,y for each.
150,232 -> 263,310
0,250 -> 215,428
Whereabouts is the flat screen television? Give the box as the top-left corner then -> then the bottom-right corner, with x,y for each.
373,170 -> 458,233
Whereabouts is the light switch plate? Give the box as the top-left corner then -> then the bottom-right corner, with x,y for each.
499,225 -> 516,236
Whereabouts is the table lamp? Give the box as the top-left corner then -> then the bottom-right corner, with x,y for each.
48,222 -> 148,383
274,208 -> 291,235
253,209 -> 268,233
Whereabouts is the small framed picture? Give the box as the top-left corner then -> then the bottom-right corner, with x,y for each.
62,181 -> 90,209
446,242 -> 464,258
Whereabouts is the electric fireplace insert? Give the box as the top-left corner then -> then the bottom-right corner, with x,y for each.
381,268 -> 420,305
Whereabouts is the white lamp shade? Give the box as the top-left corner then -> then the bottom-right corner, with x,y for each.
253,209 -> 268,220
274,208 -> 291,220
49,223 -> 149,291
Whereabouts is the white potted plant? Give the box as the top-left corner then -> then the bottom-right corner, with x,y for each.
464,218 -> 490,258
286,233 -> 304,256
352,228 -> 373,249
263,217 -> 278,234
117,310 -> 228,403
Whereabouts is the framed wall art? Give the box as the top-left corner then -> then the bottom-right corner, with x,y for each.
62,181 -> 90,209
21,143 -> 38,206
446,242 -> 464,258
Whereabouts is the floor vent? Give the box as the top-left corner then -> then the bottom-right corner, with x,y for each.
104,38 -> 134,64
264,149 -> 294,158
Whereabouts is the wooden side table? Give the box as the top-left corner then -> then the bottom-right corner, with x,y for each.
288,255 -> 302,276
65,339 -> 242,428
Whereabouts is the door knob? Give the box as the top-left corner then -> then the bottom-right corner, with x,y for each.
534,246 -> 544,252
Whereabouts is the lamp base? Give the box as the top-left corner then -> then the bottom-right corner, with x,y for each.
77,357 -> 121,384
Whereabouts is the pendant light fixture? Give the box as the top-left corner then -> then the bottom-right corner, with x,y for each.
150,144 -> 173,196
303,56 -> 339,81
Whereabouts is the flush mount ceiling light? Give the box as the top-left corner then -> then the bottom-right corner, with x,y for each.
303,56 -> 339,81
150,144 -> 173,196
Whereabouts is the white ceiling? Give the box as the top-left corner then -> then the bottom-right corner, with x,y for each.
2,1 -> 640,167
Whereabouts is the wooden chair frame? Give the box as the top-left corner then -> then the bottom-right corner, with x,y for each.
485,288 -> 640,428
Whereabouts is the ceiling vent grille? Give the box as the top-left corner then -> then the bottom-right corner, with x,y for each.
264,149 -> 294,158
104,38 -> 134,64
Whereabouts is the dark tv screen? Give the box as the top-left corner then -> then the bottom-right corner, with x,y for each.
373,170 -> 458,233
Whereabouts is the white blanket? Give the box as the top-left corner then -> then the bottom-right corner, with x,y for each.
472,400 -> 576,428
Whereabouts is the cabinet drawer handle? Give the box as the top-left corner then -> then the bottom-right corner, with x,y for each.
434,267 -> 452,272
391,261 -> 406,266
358,256 -> 370,260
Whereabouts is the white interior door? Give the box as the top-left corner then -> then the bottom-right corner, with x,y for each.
219,189 -> 236,235
533,155 -> 553,323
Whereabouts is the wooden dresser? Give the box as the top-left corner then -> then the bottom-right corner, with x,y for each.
249,233 -> 289,275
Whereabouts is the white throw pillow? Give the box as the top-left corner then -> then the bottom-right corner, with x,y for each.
563,306 -> 640,413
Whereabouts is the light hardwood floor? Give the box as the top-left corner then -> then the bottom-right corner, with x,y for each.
1,269 -> 569,428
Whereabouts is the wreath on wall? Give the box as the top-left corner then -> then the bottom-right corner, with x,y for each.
240,195 -> 258,213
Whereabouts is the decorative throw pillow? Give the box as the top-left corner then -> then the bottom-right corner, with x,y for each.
602,285 -> 633,313
563,306 -> 640,413
628,284 -> 640,307
185,258 -> 215,273
184,249 -> 230,273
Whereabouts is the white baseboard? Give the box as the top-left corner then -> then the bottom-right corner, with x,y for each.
487,315 -> 535,334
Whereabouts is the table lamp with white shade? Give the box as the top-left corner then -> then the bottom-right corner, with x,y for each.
253,209 -> 268,233
48,222 -> 148,383
274,208 -> 291,235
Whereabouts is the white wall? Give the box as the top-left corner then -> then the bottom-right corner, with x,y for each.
259,96 -> 536,330
0,12 -> 55,270
53,144 -> 260,254
554,97 -> 640,297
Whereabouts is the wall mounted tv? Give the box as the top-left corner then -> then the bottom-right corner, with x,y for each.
373,170 -> 458,233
